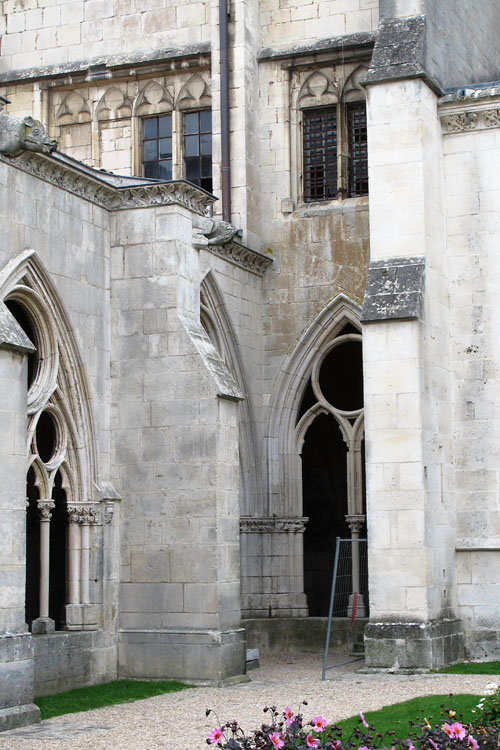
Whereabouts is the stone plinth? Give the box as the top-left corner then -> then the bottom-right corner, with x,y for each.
364,619 -> 464,671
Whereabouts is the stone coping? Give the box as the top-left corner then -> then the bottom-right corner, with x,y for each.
0,149 -> 215,214
0,43 -> 211,84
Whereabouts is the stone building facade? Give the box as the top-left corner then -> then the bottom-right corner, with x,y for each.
1,0 -> 500,732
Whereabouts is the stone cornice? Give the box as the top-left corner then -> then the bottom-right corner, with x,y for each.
258,32 -> 375,63
240,517 -> 308,533
0,150 -> 214,214
440,107 -> 500,134
205,240 -> 273,276
0,43 -> 211,84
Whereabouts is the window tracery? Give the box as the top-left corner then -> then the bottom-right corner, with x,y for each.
1,251 -> 98,633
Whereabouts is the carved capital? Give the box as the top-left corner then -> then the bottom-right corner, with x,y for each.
240,516 -> 308,534
345,514 -> 366,535
67,504 -> 99,524
37,500 -> 55,520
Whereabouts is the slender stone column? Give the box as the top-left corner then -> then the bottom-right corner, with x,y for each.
346,515 -> 366,617
67,508 -> 81,605
31,500 -> 55,634
80,519 -> 90,605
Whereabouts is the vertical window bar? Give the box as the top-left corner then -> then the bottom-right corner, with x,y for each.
347,102 -> 368,197
303,107 -> 337,203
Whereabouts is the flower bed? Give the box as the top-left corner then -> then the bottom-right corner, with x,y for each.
205,683 -> 500,750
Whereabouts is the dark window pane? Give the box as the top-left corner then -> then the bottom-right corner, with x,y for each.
184,134 -> 199,157
347,102 -> 368,197
200,110 -> 211,132
200,176 -> 212,193
158,115 -> 172,138
200,133 -> 211,155
144,139 -> 157,161
201,155 -> 211,178
303,107 -> 337,202
143,118 -> 157,140
184,112 -> 198,134
185,157 -> 200,183
144,161 -> 159,179
159,160 -> 172,180
159,138 -> 172,159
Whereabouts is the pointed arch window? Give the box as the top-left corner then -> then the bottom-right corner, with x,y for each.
2,255 -> 99,634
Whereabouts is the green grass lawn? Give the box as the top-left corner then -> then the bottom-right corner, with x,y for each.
437,662 -> 500,675
35,679 -> 193,720
336,694 -> 481,740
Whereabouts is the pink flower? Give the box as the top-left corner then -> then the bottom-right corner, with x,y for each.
284,706 -> 295,727
442,723 -> 454,738
312,716 -> 327,732
307,732 -> 320,748
331,742 -> 341,750
360,712 -> 369,728
359,746 -> 370,750
429,740 -> 439,750
207,728 -> 223,745
451,723 -> 466,740
467,736 -> 479,750
407,742 -> 415,750
270,732 -> 284,750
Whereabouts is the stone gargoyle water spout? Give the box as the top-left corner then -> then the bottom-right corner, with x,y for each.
0,114 -> 58,157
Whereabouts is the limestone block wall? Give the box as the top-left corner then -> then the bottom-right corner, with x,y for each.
0,155 -> 118,694
363,77 -> 458,668
440,93 -> 500,658
0,337 -> 39,730
260,0 -> 379,49
0,0 -> 210,73
111,203 -> 245,682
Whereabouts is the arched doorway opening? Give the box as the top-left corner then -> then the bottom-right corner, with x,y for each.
297,324 -> 367,617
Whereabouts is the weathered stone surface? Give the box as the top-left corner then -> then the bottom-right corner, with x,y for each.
361,257 -> 425,321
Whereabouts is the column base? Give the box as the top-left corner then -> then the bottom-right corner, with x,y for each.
31,617 -> 55,634
118,627 -> 247,684
364,618 -> 464,670
0,703 -> 40,733
348,593 -> 367,618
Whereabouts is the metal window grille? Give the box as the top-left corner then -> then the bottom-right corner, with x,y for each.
347,102 -> 368,197
303,107 -> 338,202
142,114 -> 173,180
183,110 -> 212,193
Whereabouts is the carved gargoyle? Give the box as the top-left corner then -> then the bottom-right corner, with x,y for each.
192,215 -> 238,248
0,114 -> 58,158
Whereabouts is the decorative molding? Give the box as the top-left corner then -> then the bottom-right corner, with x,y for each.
206,241 -> 273,276
440,108 -> 500,134
0,151 -> 214,214
240,517 -> 308,533
37,500 -> 55,520
67,504 -> 99,524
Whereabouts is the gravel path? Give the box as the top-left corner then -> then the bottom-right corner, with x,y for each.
0,652 -> 495,750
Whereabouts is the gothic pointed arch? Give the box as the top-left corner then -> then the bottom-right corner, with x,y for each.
266,293 -> 362,519
341,64 -> 369,103
55,90 -> 91,125
200,270 -> 262,514
177,74 -> 211,110
96,86 -> 133,121
0,249 -> 98,495
297,70 -> 339,109
1,249 -> 99,630
133,80 -> 173,117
